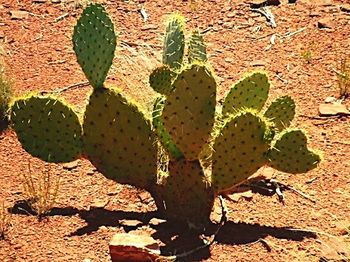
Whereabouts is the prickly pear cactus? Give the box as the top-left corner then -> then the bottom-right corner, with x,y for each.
9,5 -> 322,228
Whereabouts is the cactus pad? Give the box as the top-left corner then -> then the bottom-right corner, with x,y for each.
162,159 -> 214,225
188,29 -> 207,64
83,88 -> 158,189
152,96 -> 183,160
149,66 -> 175,95
10,95 -> 82,163
222,72 -> 269,115
264,95 -> 295,131
212,111 -> 270,192
73,4 -> 116,88
162,13 -> 185,70
267,129 -> 321,173
162,64 -> 216,160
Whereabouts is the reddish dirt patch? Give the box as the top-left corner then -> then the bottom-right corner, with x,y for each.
0,0 -> 350,261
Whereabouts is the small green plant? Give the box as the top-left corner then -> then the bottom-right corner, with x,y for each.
0,56 -> 12,130
301,49 -> 313,63
336,56 -> 350,98
21,163 -> 60,218
0,201 -> 11,240
9,4 -> 321,227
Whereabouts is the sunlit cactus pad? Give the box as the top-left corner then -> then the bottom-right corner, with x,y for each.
162,63 -> 216,160
83,88 -> 158,189
223,71 -> 269,115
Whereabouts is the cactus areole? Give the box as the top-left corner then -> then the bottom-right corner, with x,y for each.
10,4 -> 321,227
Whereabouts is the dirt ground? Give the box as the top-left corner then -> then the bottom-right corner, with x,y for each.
0,0 -> 350,261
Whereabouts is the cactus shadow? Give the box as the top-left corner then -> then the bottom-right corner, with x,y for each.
150,220 -> 317,261
10,201 -> 316,261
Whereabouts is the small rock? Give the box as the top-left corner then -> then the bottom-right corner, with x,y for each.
109,233 -> 160,262
250,60 -> 266,67
324,96 -> 337,103
319,103 -> 350,116
63,160 -> 79,170
90,199 -> 109,209
318,17 -> 334,29
149,218 -> 166,226
51,0 -> 61,3
340,4 -> 350,13
33,0 -> 46,3
248,0 -> 281,8
119,219 -> 143,227
288,0 -> 297,3
226,190 -> 254,202
10,10 -> 29,20
141,24 -> 157,31
227,12 -> 235,18
138,191 -> 152,204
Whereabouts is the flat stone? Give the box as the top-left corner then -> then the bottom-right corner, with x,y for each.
340,4 -> 350,13
318,17 -> 334,29
248,0 -> 281,8
109,233 -> 160,262
119,219 -> 143,227
250,60 -> 266,67
90,199 -> 109,209
148,218 -> 166,226
10,10 -> 29,20
319,103 -> 350,116
63,160 -> 79,170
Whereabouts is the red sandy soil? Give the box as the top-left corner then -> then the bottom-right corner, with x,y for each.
0,0 -> 350,261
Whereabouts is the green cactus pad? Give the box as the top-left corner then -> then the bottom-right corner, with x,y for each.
152,96 -> 183,160
162,13 -> 185,70
73,4 -> 116,88
10,95 -> 82,163
188,29 -> 207,64
162,159 -> 214,226
212,111 -> 270,192
83,87 -> 157,189
267,129 -> 321,173
149,66 -> 175,95
162,64 -> 216,160
264,95 -> 295,131
222,72 -> 270,115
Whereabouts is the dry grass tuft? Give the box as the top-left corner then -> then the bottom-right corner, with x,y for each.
21,163 -> 60,219
336,56 -> 350,99
0,201 -> 11,240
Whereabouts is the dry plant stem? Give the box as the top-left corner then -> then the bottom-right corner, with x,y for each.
22,162 -> 60,218
0,201 -> 10,240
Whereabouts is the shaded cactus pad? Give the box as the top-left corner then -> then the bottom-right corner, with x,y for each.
152,96 -> 183,160
267,129 -> 321,173
212,111 -> 270,192
264,95 -> 295,131
162,13 -> 185,70
162,64 -> 216,160
73,4 -> 116,88
83,88 -> 158,189
162,159 -> 214,225
10,95 -> 82,163
223,71 -> 269,115
188,29 -> 207,64
149,66 -> 175,95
